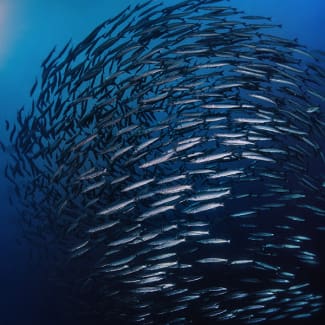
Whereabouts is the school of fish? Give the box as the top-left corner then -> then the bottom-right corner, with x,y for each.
3,0 -> 325,323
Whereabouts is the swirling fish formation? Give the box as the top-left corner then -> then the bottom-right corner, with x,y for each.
4,0 -> 325,323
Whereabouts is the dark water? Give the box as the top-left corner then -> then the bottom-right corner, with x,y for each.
1,0 -> 325,324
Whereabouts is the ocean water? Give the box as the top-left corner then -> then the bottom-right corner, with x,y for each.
0,0 -> 325,324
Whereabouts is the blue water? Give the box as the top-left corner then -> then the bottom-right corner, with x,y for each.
0,1 -> 325,324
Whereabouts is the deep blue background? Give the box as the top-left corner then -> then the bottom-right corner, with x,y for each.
0,1 -> 324,324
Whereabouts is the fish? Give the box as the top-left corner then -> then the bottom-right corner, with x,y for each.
197,257 -> 228,263
87,220 -> 119,234
3,0 -> 325,324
